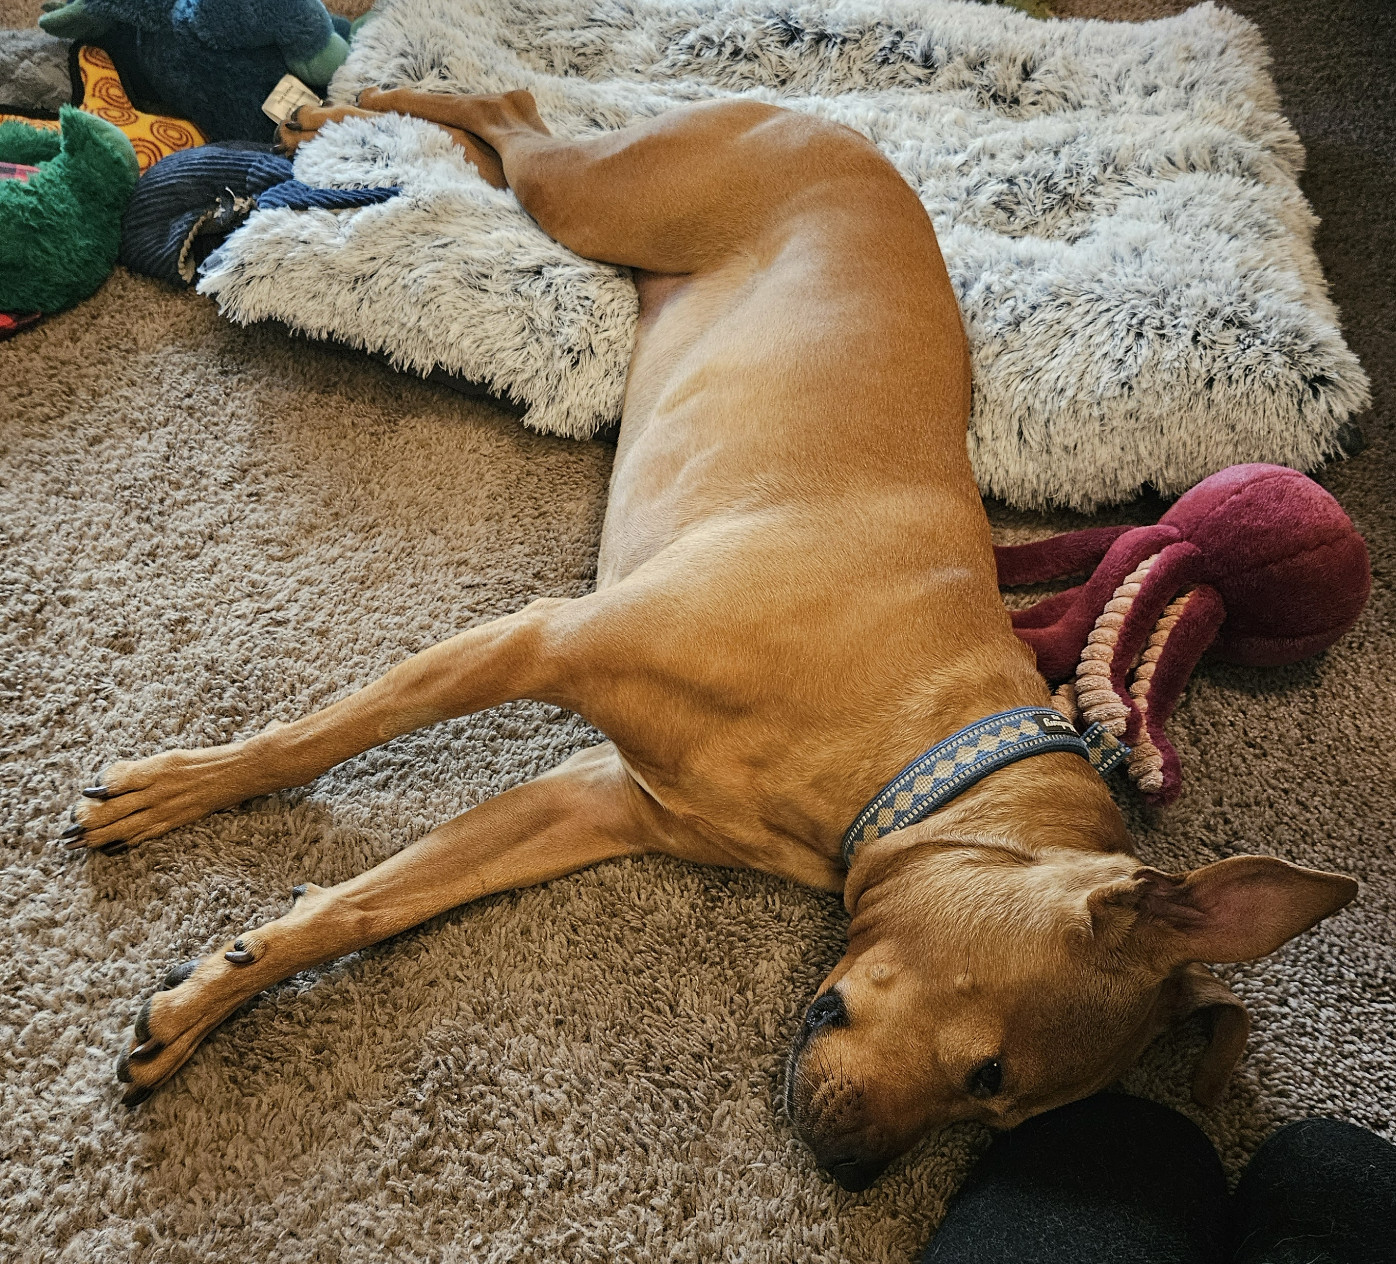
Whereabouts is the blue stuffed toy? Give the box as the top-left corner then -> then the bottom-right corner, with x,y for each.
38,0 -> 358,142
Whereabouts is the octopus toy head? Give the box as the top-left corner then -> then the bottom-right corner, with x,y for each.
998,464 -> 1371,805
1157,463 -> 1372,666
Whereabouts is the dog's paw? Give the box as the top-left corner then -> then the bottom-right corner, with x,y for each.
275,104 -> 321,154
115,885 -> 329,1103
62,744 -> 254,854
276,103 -> 374,154
115,956 -> 217,1105
114,947 -> 260,1105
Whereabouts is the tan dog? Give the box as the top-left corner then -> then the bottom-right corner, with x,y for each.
65,90 -> 1356,1190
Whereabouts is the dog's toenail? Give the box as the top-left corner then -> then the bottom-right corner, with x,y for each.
82,786 -> 111,799
131,1040 -> 164,1060
100,841 -> 130,856
133,999 -> 153,1046
225,938 -> 256,965
115,1049 -> 133,1083
161,959 -> 199,990
62,837 -> 90,851
59,823 -> 84,840
292,884 -> 307,902
123,1085 -> 153,1108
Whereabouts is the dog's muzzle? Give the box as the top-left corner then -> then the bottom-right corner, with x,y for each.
787,989 -> 887,1189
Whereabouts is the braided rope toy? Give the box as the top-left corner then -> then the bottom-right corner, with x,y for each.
997,464 -> 1371,805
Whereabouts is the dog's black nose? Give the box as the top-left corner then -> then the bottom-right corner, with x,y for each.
826,1153 -> 890,1192
801,990 -> 848,1036
788,991 -> 851,1095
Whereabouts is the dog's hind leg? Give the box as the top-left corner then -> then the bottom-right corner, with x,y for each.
113,742 -> 679,1104
275,101 -> 508,187
355,88 -> 899,273
274,102 -> 377,154
66,597 -> 582,853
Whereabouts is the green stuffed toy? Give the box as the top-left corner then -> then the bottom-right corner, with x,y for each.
0,105 -> 139,313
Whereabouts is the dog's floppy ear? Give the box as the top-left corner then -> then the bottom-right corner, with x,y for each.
1091,855 -> 1357,964
1161,962 -> 1250,1108
1092,857 -> 1354,1107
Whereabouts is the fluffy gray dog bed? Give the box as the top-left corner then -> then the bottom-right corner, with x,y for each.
199,0 -> 1367,509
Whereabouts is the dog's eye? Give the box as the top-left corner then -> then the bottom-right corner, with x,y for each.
967,1059 -> 1003,1098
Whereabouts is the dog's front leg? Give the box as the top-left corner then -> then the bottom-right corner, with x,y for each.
65,597 -> 573,853
114,742 -> 667,1104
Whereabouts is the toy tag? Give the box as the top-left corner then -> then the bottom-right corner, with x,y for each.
262,75 -> 322,125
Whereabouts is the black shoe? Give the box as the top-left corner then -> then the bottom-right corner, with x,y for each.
1232,1118 -> 1396,1264
923,1093 -> 1229,1264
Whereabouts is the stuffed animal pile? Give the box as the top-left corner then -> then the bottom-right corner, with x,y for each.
1,0 -> 370,326
37,0 -> 357,142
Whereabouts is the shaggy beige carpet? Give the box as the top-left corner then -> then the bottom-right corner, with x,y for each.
2,1 -> 1391,1261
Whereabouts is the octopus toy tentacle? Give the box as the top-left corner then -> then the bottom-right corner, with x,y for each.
1075,554 -> 1158,737
1088,539 -> 1200,737
1007,524 -> 1182,681
1126,583 -> 1227,804
994,525 -> 1135,587
1050,679 -> 1080,725
1072,541 -> 1206,744
1127,592 -> 1194,794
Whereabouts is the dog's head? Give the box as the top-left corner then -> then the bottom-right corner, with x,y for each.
785,836 -> 1356,1190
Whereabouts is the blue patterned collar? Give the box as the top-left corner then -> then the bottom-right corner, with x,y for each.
841,706 -> 1128,865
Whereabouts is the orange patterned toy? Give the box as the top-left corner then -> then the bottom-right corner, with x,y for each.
0,45 -> 204,171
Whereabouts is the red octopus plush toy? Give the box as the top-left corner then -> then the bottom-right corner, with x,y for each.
996,464 -> 1371,806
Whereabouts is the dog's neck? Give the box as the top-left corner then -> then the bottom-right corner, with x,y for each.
835,643 -> 1127,849
841,750 -> 1133,915
934,750 -> 1133,857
